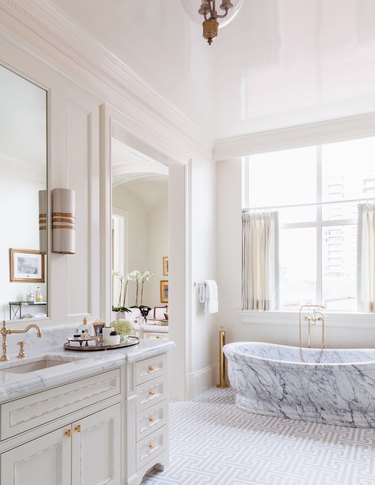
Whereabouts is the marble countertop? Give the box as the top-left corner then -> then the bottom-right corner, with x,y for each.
0,338 -> 174,402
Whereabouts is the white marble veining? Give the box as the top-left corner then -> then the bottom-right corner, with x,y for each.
224,342 -> 375,428
0,323 -> 174,402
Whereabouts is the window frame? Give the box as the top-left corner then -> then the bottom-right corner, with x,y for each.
242,138 -> 370,315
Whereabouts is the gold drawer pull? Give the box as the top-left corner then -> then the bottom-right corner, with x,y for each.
148,389 -> 156,396
75,424 -> 81,433
148,416 -> 156,423
148,442 -> 156,450
148,365 -> 156,372
64,429 -> 72,438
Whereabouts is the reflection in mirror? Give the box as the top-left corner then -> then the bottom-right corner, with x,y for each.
0,65 -> 48,321
111,137 -> 169,322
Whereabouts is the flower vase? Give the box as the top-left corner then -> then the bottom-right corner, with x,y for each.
113,311 -> 125,321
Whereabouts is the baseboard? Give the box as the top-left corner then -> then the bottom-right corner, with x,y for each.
189,363 -> 218,399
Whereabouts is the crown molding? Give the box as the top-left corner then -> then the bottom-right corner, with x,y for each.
0,0 -> 213,162
213,112 -> 375,160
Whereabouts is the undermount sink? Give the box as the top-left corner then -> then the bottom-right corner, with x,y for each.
6,358 -> 75,374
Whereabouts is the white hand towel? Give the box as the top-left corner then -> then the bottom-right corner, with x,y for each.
199,280 -> 218,314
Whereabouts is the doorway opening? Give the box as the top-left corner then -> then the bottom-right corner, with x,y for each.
111,135 -> 169,329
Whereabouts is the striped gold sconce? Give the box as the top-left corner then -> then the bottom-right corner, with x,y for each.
38,190 -> 48,254
52,188 -> 76,254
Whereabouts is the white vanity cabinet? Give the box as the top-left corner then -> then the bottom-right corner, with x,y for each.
0,368 -> 122,485
1,404 -> 121,485
0,347 -> 172,485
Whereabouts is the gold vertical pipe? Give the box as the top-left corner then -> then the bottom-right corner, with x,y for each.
217,326 -> 229,389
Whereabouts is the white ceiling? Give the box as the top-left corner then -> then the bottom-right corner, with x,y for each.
51,0 -> 375,140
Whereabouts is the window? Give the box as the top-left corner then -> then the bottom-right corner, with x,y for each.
243,137 -> 375,312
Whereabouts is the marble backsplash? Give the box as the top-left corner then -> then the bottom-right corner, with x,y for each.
3,322 -> 77,358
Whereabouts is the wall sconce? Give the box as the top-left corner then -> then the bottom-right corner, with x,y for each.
52,188 -> 76,254
38,190 -> 48,254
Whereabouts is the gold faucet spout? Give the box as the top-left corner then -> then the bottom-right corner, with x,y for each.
10,324 -> 43,338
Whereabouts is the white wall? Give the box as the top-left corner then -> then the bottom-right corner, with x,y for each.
216,158 -> 375,349
188,157 -> 218,397
216,159 -> 243,343
0,31 -> 101,328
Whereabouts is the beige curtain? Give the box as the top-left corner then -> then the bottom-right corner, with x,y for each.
242,211 -> 279,311
358,203 -> 375,312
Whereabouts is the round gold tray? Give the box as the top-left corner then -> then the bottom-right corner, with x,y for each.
64,336 -> 139,351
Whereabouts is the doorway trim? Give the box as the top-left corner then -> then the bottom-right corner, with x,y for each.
100,103 -> 191,400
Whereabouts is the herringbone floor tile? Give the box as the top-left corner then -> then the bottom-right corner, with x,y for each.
142,388 -> 375,485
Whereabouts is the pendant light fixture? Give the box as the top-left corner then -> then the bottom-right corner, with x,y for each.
181,0 -> 243,45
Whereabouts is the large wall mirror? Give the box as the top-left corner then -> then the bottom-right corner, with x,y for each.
0,64 -> 48,322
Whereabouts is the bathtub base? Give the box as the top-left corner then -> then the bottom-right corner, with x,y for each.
235,393 -> 374,428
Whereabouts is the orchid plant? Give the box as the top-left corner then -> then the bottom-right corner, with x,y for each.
112,269 -> 154,311
112,271 -> 132,313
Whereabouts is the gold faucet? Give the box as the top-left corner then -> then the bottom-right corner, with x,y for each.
0,320 -> 42,361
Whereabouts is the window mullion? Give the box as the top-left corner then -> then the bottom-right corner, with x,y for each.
316,146 -> 323,305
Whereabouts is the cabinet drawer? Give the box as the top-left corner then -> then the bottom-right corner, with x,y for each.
137,426 -> 166,469
1,369 -> 121,440
143,332 -> 169,342
136,376 -> 165,412
135,354 -> 165,385
137,401 -> 166,441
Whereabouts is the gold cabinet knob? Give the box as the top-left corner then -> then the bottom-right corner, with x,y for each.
148,365 -> 156,372
148,389 -> 156,396
148,442 -> 156,450
64,429 -> 72,438
148,416 -> 156,423
74,424 -> 81,433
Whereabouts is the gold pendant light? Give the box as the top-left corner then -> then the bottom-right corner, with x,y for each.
181,0 -> 243,45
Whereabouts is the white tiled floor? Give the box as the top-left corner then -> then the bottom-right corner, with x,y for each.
143,387 -> 375,485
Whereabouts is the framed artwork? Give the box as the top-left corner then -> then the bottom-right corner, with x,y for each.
9,249 -> 45,283
162,256 -> 168,276
160,280 -> 169,303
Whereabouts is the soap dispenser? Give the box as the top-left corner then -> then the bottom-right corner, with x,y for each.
79,317 -> 92,337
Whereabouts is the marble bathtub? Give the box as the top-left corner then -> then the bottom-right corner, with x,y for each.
223,342 -> 375,428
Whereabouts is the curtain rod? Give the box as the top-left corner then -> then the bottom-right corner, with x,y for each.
242,196 -> 375,212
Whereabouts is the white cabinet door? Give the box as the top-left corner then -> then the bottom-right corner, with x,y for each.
1,427 -> 71,485
71,404 -> 121,485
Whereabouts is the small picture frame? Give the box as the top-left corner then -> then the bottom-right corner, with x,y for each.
92,321 -> 105,339
9,249 -> 45,283
162,256 -> 168,276
160,280 -> 169,303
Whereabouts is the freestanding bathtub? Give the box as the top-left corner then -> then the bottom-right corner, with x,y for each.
223,342 -> 375,428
